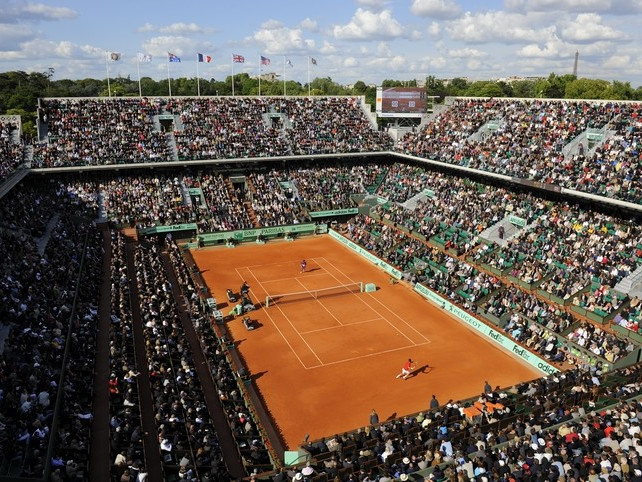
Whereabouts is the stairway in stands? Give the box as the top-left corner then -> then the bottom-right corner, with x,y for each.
240,177 -> 261,228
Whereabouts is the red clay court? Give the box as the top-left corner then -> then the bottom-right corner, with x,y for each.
191,235 -> 541,449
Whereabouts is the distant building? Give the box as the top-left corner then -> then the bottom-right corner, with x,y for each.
253,72 -> 280,82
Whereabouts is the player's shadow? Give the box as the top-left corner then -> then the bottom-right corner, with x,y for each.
251,370 -> 267,381
406,364 -> 432,379
385,412 -> 397,421
306,267 -> 321,273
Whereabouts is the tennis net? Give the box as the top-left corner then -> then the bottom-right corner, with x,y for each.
265,282 -> 363,307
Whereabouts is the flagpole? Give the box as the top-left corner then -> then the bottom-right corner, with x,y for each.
106,53 -> 111,98
167,57 -> 172,97
232,57 -> 235,96
283,56 -> 286,97
196,54 -> 200,97
258,56 -> 261,97
137,54 -> 142,97
307,56 -> 311,96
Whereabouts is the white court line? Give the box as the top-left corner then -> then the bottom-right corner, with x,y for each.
235,266 -> 323,369
305,341 -> 431,369
299,317 -> 384,335
236,256 -> 324,270
293,277 -> 344,327
261,272 -> 328,285
318,256 -> 432,344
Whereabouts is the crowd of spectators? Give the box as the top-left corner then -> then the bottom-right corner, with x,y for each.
196,172 -> 256,232
167,239 -> 273,473
0,180 -> 102,478
248,171 -> 309,226
31,96 -> 391,168
0,119 -> 25,182
34,98 -> 171,167
133,240 -> 221,480
345,208 -> 639,367
15,94 -> 642,207
3,150 -> 642,481
109,231 -> 146,480
566,322 -> 632,363
170,97 -> 289,160
102,175 -> 196,229
397,98 -> 642,205
374,163 -> 543,246
277,163 -> 380,213
473,203 -> 642,301
614,298 -> 642,333
279,97 -> 393,154
563,109 -> 642,202
299,364 -> 642,482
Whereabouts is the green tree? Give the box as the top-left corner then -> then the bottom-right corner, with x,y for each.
446,77 -> 469,96
565,78 -> 611,99
465,81 -> 506,98
425,76 -> 447,99
512,80 -> 536,98
609,80 -> 636,100
352,80 -> 367,95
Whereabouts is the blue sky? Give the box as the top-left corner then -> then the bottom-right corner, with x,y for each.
1,0 -> 642,86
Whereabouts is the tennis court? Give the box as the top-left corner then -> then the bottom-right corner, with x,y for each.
191,235 -> 541,449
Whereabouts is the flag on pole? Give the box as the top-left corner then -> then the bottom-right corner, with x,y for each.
110,52 -> 121,61
198,53 -> 212,63
233,54 -> 245,63
260,55 -> 270,66
137,53 -> 152,62
168,52 -> 181,62
286,59 -> 293,67
310,57 -> 317,65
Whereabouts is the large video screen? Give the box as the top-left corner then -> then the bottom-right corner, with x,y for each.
376,87 -> 426,118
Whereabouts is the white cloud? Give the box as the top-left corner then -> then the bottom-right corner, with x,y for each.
466,58 -> 483,70
137,22 -> 212,34
367,55 -> 408,71
160,22 -> 210,34
249,24 -> 315,54
319,40 -> 337,54
141,36 -> 199,57
137,22 -> 154,33
376,41 -> 392,57
447,47 -> 488,58
3,1 -> 76,23
260,19 -> 283,30
343,57 -> 358,67
356,0 -> 386,10
0,38 -> 101,61
299,17 -> 318,32
603,54 -> 630,69
505,0 -> 642,14
0,24 -> 34,50
446,11 -> 549,43
411,0 -> 462,19
332,8 -> 406,40
418,55 -> 448,70
558,13 -> 625,42
428,21 -> 441,37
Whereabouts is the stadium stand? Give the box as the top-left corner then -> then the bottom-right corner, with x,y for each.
0,118 -> 25,182
4,94 -> 642,482
397,98 -> 642,205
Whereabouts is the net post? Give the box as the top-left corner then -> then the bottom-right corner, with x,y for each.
265,296 -> 270,307
360,282 -> 364,292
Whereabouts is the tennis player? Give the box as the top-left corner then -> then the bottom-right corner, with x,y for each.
396,358 -> 416,380
300,259 -> 307,273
